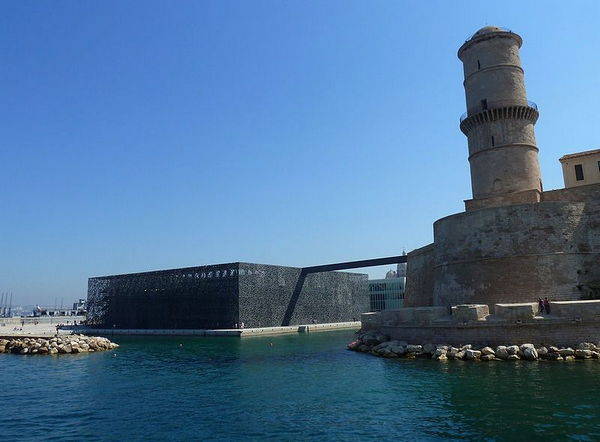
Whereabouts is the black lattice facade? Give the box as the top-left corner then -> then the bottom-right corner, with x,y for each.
87,262 -> 368,329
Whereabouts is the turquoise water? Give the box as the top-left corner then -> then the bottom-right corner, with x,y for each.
2,330 -> 600,441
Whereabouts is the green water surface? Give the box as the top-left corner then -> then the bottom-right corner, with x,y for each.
1,330 -> 599,441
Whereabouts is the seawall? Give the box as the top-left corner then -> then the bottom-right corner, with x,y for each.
362,301 -> 600,347
77,321 -> 360,338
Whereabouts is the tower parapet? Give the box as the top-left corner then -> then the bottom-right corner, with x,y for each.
458,26 -> 542,210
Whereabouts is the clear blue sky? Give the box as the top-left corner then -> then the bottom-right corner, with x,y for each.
2,1 -> 599,305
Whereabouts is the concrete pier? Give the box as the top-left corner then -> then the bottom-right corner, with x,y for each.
76,321 -> 360,338
0,315 -> 86,339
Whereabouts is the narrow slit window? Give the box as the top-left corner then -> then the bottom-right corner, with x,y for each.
491,136 -> 495,147
597,160 -> 600,173
477,60 -> 481,70
481,99 -> 487,110
575,164 -> 585,181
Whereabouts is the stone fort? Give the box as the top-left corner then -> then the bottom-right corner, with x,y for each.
363,26 -> 600,345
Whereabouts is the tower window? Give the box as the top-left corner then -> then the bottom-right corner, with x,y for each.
597,160 -> 600,173
575,164 -> 584,181
477,60 -> 481,70
491,136 -> 495,147
481,99 -> 487,110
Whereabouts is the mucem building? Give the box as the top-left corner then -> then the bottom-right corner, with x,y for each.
87,262 -> 368,329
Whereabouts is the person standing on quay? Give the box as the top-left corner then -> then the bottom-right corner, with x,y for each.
538,298 -> 545,314
544,297 -> 551,315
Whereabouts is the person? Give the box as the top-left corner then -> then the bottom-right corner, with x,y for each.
538,297 -> 545,314
544,297 -> 551,314
240,322 -> 245,329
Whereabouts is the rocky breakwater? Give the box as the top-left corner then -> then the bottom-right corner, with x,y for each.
348,331 -> 600,362
0,335 -> 119,355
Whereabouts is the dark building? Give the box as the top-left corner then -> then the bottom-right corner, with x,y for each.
87,262 -> 368,329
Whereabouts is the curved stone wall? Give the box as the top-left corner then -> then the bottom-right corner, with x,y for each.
403,244 -> 436,307
430,200 -> 600,310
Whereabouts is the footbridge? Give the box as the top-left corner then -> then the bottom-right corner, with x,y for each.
281,255 -> 408,326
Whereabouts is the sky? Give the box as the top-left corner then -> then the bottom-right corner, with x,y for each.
2,1 -> 600,306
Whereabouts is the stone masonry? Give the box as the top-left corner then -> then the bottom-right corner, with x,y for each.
365,26 -> 600,346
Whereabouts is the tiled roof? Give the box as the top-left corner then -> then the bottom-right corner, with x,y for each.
559,149 -> 600,161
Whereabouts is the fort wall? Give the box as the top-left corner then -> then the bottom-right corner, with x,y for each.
403,244 -> 435,307
362,301 -> 600,347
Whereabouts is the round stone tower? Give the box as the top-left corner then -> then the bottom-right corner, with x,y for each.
458,26 -> 541,207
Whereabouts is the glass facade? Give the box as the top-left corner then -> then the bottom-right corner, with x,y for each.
368,278 -> 405,311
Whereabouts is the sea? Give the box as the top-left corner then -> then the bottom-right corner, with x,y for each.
1,330 -> 600,441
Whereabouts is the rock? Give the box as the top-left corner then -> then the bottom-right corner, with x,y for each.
591,351 -> 600,359
575,349 -> 593,359
422,343 -> 436,355
455,350 -> 466,360
522,347 -> 539,361
464,349 -> 481,360
520,343 -> 535,352
537,347 -> 548,358
507,345 -> 520,355
545,352 -> 561,361
506,354 -> 520,361
481,347 -> 495,356
564,355 -> 576,362
347,341 -> 361,351
432,348 -> 447,360
460,344 -> 472,351
387,341 -> 406,355
495,346 -> 508,359
548,346 -> 560,354
577,342 -> 598,351
447,347 -> 460,359
406,345 -> 423,354
19,348 -> 29,355
481,354 -> 495,361
558,348 -> 575,357
360,332 -> 382,346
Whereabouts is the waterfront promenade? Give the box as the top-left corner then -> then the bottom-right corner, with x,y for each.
0,316 -> 85,338
78,321 -> 360,338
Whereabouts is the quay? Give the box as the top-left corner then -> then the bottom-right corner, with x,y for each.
76,321 -> 360,338
0,315 -> 85,339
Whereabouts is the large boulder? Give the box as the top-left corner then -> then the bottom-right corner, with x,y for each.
387,341 -> 407,355
422,343 -> 436,355
507,345 -> 520,356
447,347 -> 460,359
432,348 -> 447,360
406,344 -> 423,354
558,348 -> 575,357
522,347 -> 539,361
575,349 -> 593,359
464,349 -> 481,360
545,352 -> 561,361
495,346 -> 508,360
481,347 -> 495,356
577,342 -> 598,351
